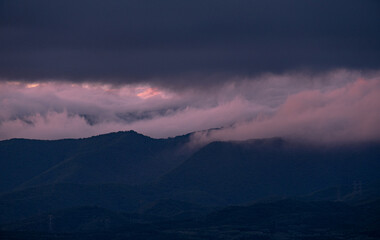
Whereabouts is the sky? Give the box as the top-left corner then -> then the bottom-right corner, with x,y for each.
0,0 -> 380,142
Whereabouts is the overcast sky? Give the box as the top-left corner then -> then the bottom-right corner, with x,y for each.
0,0 -> 379,142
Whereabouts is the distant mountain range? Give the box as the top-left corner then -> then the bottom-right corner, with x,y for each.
1,131 -> 379,239
158,138 -> 380,204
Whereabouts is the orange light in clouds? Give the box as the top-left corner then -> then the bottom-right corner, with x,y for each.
137,87 -> 164,99
26,83 -> 40,88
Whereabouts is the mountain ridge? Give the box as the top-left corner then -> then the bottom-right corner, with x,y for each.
0,130 -> 193,193
1,130 -> 380,239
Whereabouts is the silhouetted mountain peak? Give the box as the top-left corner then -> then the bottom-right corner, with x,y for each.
0,130 -> 192,192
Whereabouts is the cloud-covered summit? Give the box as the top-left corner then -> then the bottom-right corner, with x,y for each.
1,0 -> 379,88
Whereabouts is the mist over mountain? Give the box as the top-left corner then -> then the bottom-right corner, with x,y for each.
1,0 -> 380,238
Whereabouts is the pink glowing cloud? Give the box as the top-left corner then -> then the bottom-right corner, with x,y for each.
0,70 -> 379,143
195,77 -> 380,144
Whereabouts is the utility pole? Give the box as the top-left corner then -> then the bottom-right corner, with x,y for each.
48,215 -> 54,232
336,186 -> 341,201
353,181 -> 362,196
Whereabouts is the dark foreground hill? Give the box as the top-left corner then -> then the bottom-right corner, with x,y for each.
0,183 -> 152,224
0,131 -> 380,239
1,198 -> 379,240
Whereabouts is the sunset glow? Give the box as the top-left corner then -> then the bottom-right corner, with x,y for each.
1,2 -> 380,239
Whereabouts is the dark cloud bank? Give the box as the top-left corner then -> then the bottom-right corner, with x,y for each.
0,0 -> 379,87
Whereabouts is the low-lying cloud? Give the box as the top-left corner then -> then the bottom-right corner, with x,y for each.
194,76 -> 380,144
0,70 -> 379,143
